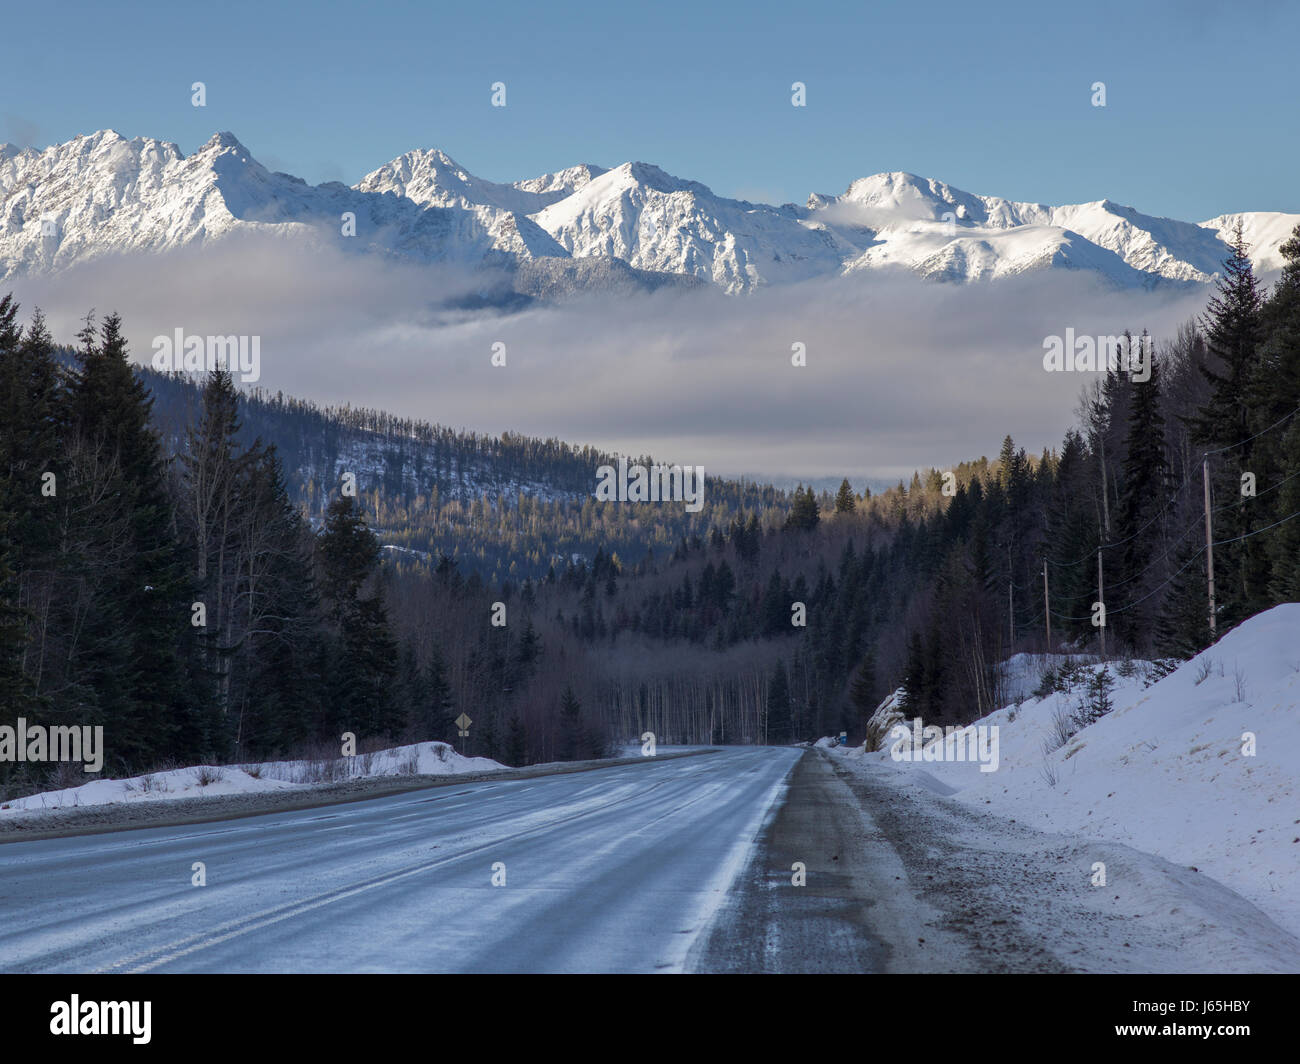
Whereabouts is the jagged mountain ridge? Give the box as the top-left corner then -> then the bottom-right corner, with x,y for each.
2,130 -> 1295,295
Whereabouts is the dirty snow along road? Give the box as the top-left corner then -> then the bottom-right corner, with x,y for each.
0,747 -> 799,973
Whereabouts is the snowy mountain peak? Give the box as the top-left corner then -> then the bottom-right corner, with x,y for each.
614,160 -> 712,197
356,148 -> 601,218
1,131 -> 1296,294
0,130 -> 570,281
202,130 -> 252,154
842,170 -> 950,204
513,163 -> 606,198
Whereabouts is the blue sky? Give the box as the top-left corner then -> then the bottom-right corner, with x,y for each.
5,0 -> 1298,219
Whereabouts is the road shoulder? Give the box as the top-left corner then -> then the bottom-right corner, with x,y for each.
826,748 -> 1300,974
694,747 -> 972,973
697,747 -> 1300,973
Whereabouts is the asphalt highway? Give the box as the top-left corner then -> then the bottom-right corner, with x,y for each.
0,747 -> 800,973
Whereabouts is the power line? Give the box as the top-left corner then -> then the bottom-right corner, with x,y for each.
1091,465 -> 1300,595
1212,506 -> 1300,546
1047,458 -> 1300,577
1049,546 -> 1207,622
1016,480 -> 1285,629
1214,464 -> 1300,510
1093,465 -> 1300,596
1047,406 -> 1300,570
1204,405 -> 1300,456
1090,518 -> 1201,593
1047,476 -> 1194,568
1047,504 -> 1300,622
1010,416 -> 1300,635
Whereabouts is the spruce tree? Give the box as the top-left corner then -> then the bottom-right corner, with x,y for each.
834,478 -> 856,514
0,303 -> 60,568
0,298 -> 37,734
1191,225 -> 1267,625
1267,418 -> 1300,600
227,445 -> 321,757
766,661 -> 792,743
181,370 -> 245,723
761,570 -> 788,636
1194,224 -> 1267,449
424,647 -> 455,742
63,312 -> 192,768
1114,351 -> 1169,649
1260,226 -> 1300,599
784,486 -> 820,532
1073,666 -> 1115,728
559,686 -> 582,760
849,651 -> 877,724
0,301 -> 61,735
740,513 -> 761,563
1045,431 -> 1101,644
1156,538 -> 1214,658
505,714 -> 528,766
317,495 -> 399,741
0,514 -> 40,730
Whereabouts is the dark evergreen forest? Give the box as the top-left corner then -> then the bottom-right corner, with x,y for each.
3,224 -> 1298,791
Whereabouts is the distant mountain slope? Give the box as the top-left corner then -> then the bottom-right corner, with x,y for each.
126,359 -> 785,582
356,147 -> 606,215
0,130 -> 563,277
813,172 -> 1246,286
531,161 -> 846,291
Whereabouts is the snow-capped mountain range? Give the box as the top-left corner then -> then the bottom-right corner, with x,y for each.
2,129 -> 1295,296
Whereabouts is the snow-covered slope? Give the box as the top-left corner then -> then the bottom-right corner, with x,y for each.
818,171 -> 1252,286
357,147 -> 605,215
2,131 -> 1296,294
0,740 -> 505,814
849,603 -> 1300,939
1200,211 -> 1300,275
0,130 -> 564,279
532,161 -> 845,292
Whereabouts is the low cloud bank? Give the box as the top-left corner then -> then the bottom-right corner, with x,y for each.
8,239 -> 1208,480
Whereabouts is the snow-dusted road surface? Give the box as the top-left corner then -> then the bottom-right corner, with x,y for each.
0,747 -> 800,973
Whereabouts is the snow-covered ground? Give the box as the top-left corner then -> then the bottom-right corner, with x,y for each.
0,741 -> 505,815
995,649 -> 1100,705
845,603 -> 1300,940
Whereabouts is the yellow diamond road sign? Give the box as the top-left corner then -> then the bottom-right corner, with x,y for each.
455,713 -> 472,737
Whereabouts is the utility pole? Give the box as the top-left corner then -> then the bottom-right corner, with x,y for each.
1097,547 -> 1106,659
1203,457 -> 1217,637
1098,437 -> 1112,536
1043,559 -> 1051,650
1008,544 -> 1014,648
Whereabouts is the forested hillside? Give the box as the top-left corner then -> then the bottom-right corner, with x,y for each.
132,366 -> 792,585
